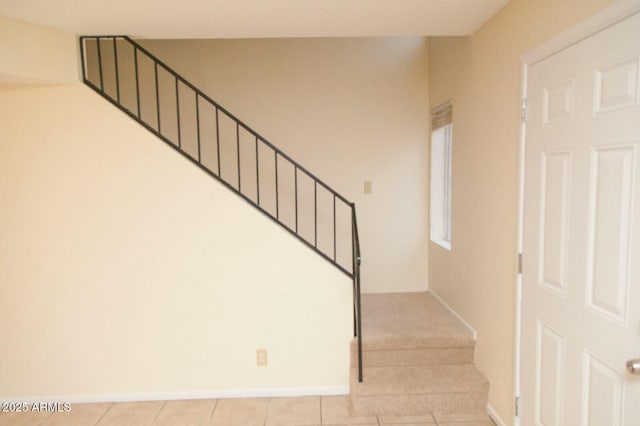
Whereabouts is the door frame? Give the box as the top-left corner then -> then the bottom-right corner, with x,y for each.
515,1 -> 640,425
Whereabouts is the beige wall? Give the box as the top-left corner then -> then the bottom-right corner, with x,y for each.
0,84 -> 352,400
0,16 -> 77,85
428,0 -> 615,423
138,38 -> 431,294
0,22 -> 429,401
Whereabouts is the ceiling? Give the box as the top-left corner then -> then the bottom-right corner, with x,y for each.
0,0 -> 510,39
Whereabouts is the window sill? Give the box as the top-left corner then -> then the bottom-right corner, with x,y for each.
431,239 -> 451,251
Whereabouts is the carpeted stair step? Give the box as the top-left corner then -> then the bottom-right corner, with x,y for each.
350,339 -> 474,367
350,365 -> 489,415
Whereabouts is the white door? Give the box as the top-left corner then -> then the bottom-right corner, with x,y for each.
522,11 -> 640,425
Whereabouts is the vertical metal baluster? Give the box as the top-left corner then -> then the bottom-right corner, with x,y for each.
79,38 -> 87,81
236,123 -> 241,191
155,62 -> 161,133
294,166 -> 299,233
134,46 -> 141,119
96,38 -> 104,91
255,137 -> 260,205
113,38 -> 120,103
314,180 -> 318,247
275,151 -> 279,219
215,108 -> 221,176
175,78 -> 181,148
195,93 -> 201,163
333,194 -> 337,261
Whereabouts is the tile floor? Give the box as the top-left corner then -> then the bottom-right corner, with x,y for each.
0,396 -> 496,426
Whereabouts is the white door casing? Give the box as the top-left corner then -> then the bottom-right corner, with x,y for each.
521,10 -> 640,426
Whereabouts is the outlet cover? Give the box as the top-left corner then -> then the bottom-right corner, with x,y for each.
364,181 -> 373,194
256,349 -> 268,366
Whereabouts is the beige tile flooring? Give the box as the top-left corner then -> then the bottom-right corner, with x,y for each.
0,396 -> 495,426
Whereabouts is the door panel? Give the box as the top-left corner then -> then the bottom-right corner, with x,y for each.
586,145 -> 634,323
535,321 -> 566,425
539,151 -> 571,296
582,351 -> 623,426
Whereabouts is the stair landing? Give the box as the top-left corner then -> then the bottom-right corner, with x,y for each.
350,292 -> 489,416
361,292 -> 475,349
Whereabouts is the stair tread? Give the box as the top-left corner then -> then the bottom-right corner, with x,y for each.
360,293 -> 475,350
351,365 -> 489,396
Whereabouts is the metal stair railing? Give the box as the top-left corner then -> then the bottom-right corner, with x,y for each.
79,35 -> 363,382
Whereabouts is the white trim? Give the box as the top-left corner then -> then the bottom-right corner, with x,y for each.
513,59 -> 528,426
432,239 -> 451,251
522,0 -> 640,65
0,386 -> 349,405
487,403 -> 507,426
429,290 -> 477,340
516,3 -> 640,426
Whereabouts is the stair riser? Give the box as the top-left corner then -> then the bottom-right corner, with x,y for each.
350,368 -> 489,396
352,347 -> 474,367
351,393 -> 487,415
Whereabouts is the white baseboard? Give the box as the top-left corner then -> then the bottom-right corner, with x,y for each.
429,290 -> 477,340
486,403 -> 506,426
1,386 -> 349,405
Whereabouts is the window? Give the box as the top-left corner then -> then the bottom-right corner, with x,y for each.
430,101 -> 452,250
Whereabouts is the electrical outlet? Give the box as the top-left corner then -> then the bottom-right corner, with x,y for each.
256,349 -> 268,366
364,180 -> 373,194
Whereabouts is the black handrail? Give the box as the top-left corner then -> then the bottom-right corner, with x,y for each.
79,35 -> 363,382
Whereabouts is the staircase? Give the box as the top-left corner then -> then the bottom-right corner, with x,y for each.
79,35 -> 363,381
79,38 -> 490,413
350,292 -> 489,415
